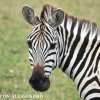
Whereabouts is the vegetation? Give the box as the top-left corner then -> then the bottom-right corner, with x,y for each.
0,0 -> 100,100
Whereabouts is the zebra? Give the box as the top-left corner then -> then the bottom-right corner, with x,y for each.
22,4 -> 100,100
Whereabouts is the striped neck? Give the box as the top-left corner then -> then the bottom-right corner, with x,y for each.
59,14 -> 98,79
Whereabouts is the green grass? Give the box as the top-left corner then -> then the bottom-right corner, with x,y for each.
0,0 -> 100,100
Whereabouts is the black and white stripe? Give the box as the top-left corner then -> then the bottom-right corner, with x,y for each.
23,4 -> 100,100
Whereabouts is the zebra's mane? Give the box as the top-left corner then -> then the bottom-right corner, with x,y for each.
40,4 -> 96,25
40,4 -> 100,40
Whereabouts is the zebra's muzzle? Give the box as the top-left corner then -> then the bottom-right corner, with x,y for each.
29,70 -> 50,92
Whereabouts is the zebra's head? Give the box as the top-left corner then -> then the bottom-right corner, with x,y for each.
22,5 -> 64,92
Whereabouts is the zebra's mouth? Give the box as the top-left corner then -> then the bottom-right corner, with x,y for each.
29,71 -> 50,92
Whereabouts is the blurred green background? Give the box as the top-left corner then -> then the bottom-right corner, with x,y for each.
0,0 -> 100,100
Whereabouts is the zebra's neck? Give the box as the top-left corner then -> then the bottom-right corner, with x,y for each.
58,14 -> 99,78
57,11 -> 100,99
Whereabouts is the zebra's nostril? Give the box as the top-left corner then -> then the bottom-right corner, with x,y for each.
40,80 -> 44,84
29,71 -> 50,92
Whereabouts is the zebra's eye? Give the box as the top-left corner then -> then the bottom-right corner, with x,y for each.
27,40 -> 32,48
49,43 -> 56,50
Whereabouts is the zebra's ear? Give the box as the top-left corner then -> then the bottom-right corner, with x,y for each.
52,9 -> 64,27
22,6 -> 39,25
